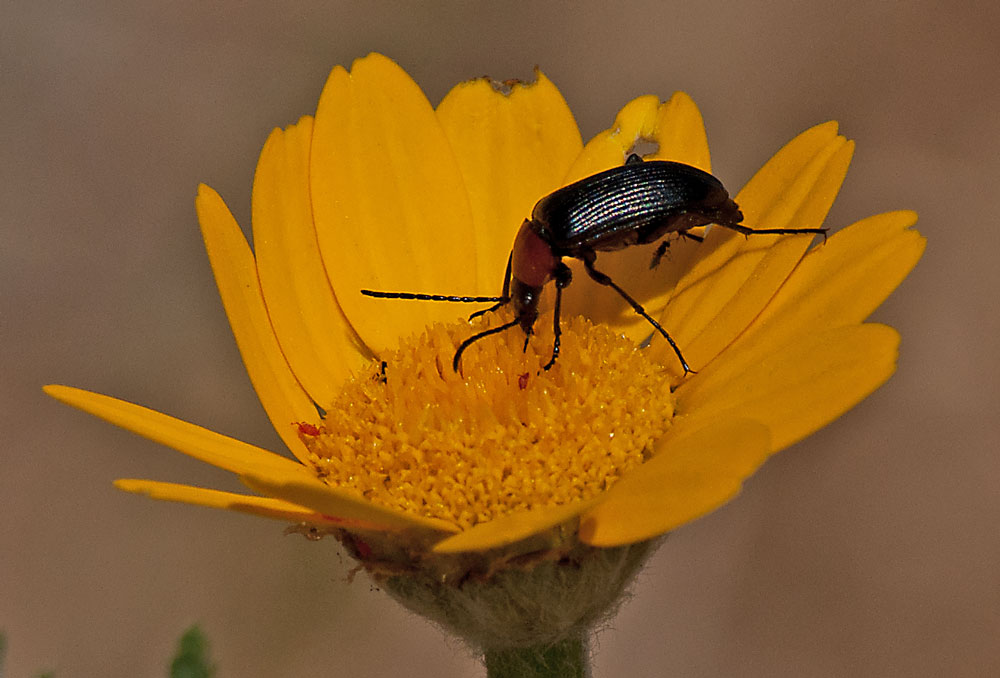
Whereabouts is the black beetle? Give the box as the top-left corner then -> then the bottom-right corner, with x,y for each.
362,154 -> 826,373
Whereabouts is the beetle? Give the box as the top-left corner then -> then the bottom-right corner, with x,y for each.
362,154 -> 827,373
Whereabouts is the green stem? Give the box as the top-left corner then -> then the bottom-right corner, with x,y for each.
484,635 -> 589,678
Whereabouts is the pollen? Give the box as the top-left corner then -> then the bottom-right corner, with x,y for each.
299,313 -> 675,530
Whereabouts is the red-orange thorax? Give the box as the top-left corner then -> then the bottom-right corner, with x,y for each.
511,220 -> 558,289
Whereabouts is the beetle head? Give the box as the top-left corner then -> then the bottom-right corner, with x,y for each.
509,277 -> 541,336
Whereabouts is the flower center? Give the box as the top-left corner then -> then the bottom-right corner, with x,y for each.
297,312 -> 675,530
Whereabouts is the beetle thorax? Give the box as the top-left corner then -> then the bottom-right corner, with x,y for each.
512,220 -> 558,288
510,219 -> 558,335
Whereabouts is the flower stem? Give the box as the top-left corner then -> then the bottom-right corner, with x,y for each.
484,635 -> 589,678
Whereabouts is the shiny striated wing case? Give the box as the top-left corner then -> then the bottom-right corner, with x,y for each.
529,160 -> 740,256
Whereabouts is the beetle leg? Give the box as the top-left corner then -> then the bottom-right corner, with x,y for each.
501,251 -> 513,298
721,221 -> 828,242
542,262 -> 573,370
581,255 -> 693,375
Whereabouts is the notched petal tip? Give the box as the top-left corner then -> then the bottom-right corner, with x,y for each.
482,71 -> 540,95
436,65 -> 582,292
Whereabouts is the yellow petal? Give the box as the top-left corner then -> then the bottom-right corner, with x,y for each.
432,497 -> 600,554
196,184 -> 317,461
252,116 -> 371,406
738,121 -> 845,228
560,93 -> 712,340
43,385 -> 305,476
436,71 -> 583,292
746,210 -> 924,344
240,468 -> 459,535
741,137 -> 854,234
310,53 -> 478,352
114,479 -> 346,525
649,91 -> 712,172
563,95 -> 661,182
563,92 -> 710,183
579,419 -> 771,546
676,323 -> 900,452
651,123 -> 854,375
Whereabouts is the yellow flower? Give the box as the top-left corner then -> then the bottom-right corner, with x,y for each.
45,53 -> 923,564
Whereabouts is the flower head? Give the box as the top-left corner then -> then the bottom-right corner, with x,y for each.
46,53 -> 922,596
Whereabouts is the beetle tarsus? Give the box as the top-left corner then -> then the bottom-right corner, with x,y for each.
541,266 -> 572,370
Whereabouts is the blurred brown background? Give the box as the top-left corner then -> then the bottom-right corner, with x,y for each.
3,1 -> 997,676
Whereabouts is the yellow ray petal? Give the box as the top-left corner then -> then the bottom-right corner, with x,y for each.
564,95 -> 661,182
676,323 -> 900,452
436,70 -> 583,292
252,117 -> 372,406
579,419 -> 771,547
649,91 -> 712,172
196,184 -> 318,461
432,497 -> 601,554
43,385 -> 306,476
674,213 -> 921,414
310,53 -> 478,352
651,234 -> 817,374
744,210 -> 924,345
741,138 -> 854,234
563,91 -> 710,183
114,479 -> 348,525
678,122 -> 848,283
560,93 -> 712,340
240,468 -> 459,536
650,124 -> 854,375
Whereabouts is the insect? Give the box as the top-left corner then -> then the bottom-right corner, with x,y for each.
362,154 -> 826,373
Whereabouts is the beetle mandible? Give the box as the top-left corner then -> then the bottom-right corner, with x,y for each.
362,154 -> 827,374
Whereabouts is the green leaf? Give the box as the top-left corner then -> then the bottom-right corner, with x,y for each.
170,625 -> 214,678
0,633 -> 54,678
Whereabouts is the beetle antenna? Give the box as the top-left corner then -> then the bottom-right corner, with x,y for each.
361,290 -> 507,303
452,317 -> 521,372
